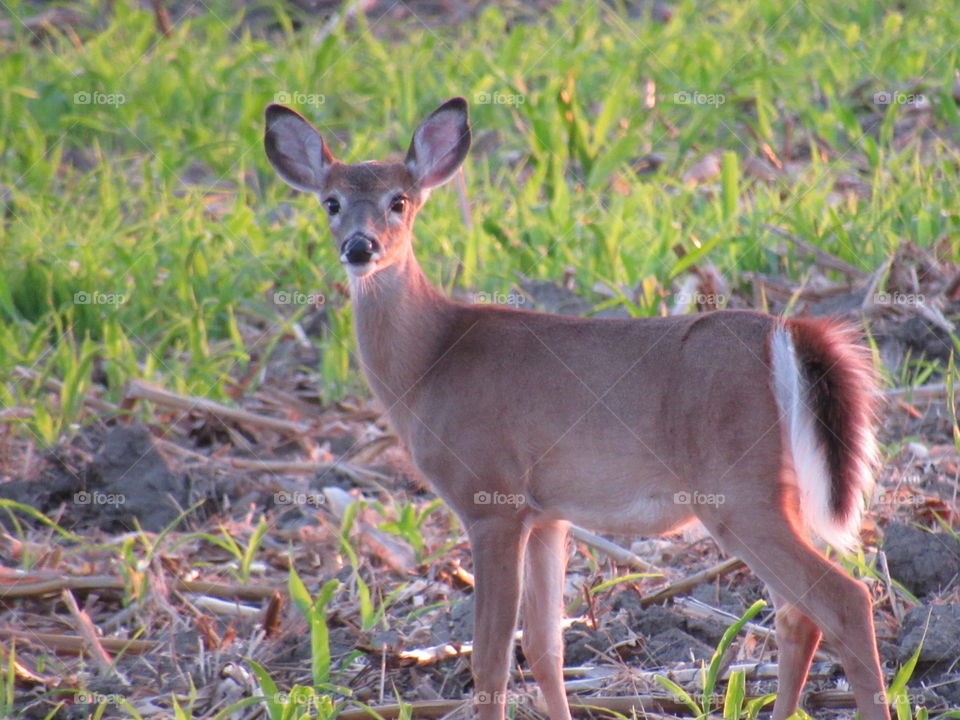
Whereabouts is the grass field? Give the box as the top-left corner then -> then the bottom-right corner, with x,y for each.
3,0 -> 959,440
2,0 -> 960,717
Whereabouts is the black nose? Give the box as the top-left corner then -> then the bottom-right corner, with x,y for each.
341,235 -> 378,264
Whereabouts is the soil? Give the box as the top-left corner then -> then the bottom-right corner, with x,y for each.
884,522 -> 960,598
0,423 -> 218,533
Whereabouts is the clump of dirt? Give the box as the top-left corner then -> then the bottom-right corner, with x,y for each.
0,423 -> 215,533
898,605 -> 960,709
883,522 -> 960,598
898,604 -> 960,663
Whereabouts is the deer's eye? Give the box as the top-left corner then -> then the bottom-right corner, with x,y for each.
389,195 -> 407,214
323,197 -> 340,216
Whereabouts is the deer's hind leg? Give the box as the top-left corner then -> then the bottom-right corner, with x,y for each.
694,481 -> 888,720
769,591 -> 822,719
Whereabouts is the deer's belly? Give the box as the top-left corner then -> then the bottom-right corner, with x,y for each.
541,490 -> 697,536
526,452 -> 698,535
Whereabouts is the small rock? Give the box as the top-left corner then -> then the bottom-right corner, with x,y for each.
631,153 -> 664,176
743,156 -> 784,184
898,605 -> 960,663
883,523 -> 960,597
681,151 -> 722,186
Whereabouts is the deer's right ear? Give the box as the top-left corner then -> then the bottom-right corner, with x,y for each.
264,104 -> 335,193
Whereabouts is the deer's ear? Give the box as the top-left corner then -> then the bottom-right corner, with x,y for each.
405,97 -> 471,190
264,104 -> 335,192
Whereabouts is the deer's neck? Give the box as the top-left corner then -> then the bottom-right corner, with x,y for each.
349,248 -> 452,429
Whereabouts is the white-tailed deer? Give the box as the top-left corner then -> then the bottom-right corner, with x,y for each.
265,98 -> 890,720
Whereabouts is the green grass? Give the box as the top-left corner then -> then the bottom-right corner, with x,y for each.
3,3 -> 960,710
2,0 -> 959,446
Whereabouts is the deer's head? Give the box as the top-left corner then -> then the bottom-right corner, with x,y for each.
264,98 -> 471,279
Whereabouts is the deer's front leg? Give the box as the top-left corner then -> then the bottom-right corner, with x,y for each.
468,515 -> 529,720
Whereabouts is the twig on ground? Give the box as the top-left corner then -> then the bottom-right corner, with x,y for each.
0,629 -> 156,655
673,596 -> 773,641
0,571 -> 281,602
569,526 -> 663,574
337,699 -> 466,720
223,456 -> 392,492
190,595 -> 262,618
561,660 -> 840,693
876,550 -> 904,624
343,434 -> 399,464
125,379 -> 309,435
883,382 -> 959,402
61,588 -> 121,678
567,689 -> 869,715
639,556 -> 745,607
394,618 -> 588,667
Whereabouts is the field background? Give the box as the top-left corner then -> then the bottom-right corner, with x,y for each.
1,0 -> 960,718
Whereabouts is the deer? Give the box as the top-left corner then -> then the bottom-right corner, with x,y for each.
264,97 -> 890,720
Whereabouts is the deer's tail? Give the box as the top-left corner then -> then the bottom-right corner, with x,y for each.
770,317 -> 878,552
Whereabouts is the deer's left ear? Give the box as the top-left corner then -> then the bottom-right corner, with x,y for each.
405,98 -> 471,190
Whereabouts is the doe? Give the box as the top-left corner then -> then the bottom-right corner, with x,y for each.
264,97 -> 890,720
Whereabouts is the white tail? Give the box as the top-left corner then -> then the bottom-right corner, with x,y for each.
264,98 -> 889,720
770,322 -> 877,553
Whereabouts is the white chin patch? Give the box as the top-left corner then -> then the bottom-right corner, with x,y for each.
344,260 -> 379,279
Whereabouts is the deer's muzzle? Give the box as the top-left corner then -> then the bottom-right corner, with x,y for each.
340,234 -> 380,265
